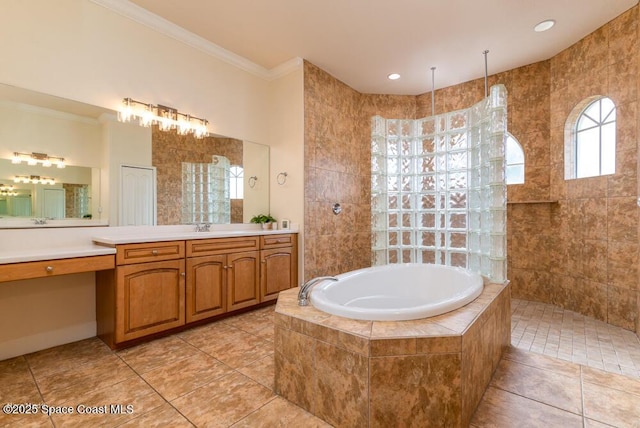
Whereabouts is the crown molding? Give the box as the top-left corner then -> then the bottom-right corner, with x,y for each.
267,57 -> 303,79
89,0 -> 301,80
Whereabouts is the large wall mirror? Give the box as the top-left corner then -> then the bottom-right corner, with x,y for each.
0,83 -> 270,228
0,84 -> 107,227
153,129 -> 269,225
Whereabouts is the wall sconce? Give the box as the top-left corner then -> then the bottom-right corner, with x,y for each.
13,175 -> 56,185
117,97 -> 209,138
0,184 -> 18,196
11,152 -> 65,168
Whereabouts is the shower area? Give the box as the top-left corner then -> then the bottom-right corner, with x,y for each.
371,84 -> 508,282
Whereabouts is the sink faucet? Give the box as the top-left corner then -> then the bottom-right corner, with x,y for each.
298,276 -> 338,306
194,223 -> 211,232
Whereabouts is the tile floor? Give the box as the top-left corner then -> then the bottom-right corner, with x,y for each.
0,300 -> 639,427
511,298 -> 640,378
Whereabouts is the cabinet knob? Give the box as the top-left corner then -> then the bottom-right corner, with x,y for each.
151,250 -> 158,256
262,260 -> 266,263
45,266 -> 54,272
180,272 -> 186,277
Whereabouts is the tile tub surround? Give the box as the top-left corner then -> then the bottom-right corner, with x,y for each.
274,281 -> 511,427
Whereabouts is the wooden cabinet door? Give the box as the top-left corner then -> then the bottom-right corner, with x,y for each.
186,255 -> 226,323
116,259 -> 185,343
260,247 -> 297,302
227,251 -> 260,311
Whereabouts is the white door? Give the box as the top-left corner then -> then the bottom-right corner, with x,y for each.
43,188 -> 65,219
120,165 -> 156,226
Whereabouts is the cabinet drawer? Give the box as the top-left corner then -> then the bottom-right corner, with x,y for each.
0,255 -> 115,282
187,236 -> 259,257
261,234 -> 296,249
116,241 -> 185,265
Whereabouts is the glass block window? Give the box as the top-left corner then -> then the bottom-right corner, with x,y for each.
230,165 -> 244,199
181,156 -> 230,224
566,97 -> 616,179
505,133 -> 524,185
371,84 -> 508,283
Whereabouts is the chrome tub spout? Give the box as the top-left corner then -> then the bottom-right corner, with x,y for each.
298,276 -> 338,306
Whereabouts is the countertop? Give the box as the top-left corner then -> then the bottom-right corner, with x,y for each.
0,245 -> 116,264
92,228 -> 296,246
0,225 -> 298,264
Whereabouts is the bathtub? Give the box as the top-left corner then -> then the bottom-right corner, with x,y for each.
310,263 -> 483,321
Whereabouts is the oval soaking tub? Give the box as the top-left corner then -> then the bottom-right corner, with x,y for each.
310,263 -> 483,321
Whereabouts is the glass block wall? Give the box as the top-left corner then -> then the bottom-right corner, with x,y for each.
371,84 -> 507,282
181,155 -> 230,224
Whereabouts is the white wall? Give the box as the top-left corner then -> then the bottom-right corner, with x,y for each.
0,0 -> 270,143
0,0 -> 305,358
100,117 -> 152,225
268,67 -> 305,279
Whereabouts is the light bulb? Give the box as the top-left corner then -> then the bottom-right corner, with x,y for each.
118,98 -> 133,122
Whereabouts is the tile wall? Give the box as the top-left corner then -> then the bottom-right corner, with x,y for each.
303,61 -> 417,279
303,6 -> 640,334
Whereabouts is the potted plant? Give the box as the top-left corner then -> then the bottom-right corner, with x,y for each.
250,213 -> 277,230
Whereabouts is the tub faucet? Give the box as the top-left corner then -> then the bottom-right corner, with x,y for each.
298,276 -> 338,306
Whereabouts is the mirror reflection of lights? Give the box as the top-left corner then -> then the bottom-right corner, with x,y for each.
13,175 -> 56,185
11,152 -> 65,168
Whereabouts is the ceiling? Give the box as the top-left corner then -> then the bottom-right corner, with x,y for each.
125,0 -> 638,95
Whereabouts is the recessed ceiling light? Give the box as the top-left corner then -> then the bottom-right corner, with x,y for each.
388,73 -> 401,80
534,19 -> 555,32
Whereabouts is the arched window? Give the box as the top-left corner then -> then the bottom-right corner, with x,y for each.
505,133 -> 524,185
230,165 -> 244,199
565,96 -> 616,179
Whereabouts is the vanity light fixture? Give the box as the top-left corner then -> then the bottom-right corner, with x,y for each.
0,184 -> 18,196
117,97 -> 209,138
11,152 -> 65,168
13,175 -> 56,185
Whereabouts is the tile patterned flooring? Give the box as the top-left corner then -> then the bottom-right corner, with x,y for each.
0,300 -> 639,427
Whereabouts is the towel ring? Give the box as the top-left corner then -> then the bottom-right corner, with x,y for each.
248,176 -> 258,188
277,172 -> 288,185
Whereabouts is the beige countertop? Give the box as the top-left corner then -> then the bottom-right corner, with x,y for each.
0,245 -> 116,264
0,224 -> 298,264
92,228 -> 297,246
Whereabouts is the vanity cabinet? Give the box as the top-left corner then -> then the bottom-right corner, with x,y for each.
96,241 -> 186,347
97,232 -> 297,348
185,255 -> 226,323
186,236 -> 260,321
260,234 -> 298,302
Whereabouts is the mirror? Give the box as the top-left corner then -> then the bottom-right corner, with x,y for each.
0,84 -> 106,226
152,128 -> 270,225
0,159 -> 98,220
0,83 -> 270,227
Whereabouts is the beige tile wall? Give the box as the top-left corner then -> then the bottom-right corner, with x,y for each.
303,6 -> 640,334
